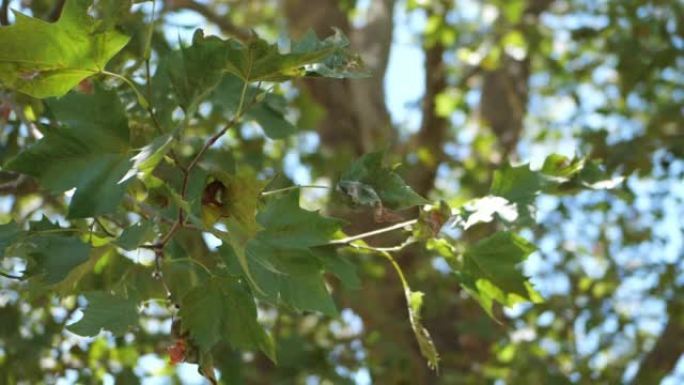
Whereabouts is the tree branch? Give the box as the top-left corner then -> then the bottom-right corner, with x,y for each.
329,219 -> 417,245
165,0 -> 251,41
48,0 -> 67,22
632,300 -> 684,384
0,0 -> 9,26
409,33 -> 448,196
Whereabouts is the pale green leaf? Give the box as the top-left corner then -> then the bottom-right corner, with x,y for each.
0,0 -> 130,98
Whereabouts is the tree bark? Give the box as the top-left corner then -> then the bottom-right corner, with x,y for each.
283,0 -> 394,155
632,299 -> 684,384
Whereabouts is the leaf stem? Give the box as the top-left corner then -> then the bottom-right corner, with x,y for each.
94,217 -> 117,238
328,219 -> 418,245
168,257 -> 213,276
100,70 -> 151,109
260,185 -> 330,196
348,238 -> 417,253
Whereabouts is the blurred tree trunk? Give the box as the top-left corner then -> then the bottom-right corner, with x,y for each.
284,0 -> 394,156
632,298 -> 684,384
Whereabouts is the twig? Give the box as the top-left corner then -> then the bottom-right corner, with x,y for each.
348,238 -> 417,253
0,270 -> 24,280
260,185 -> 330,196
328,219 -> 418,246
166,0 -> 251,41
48,0 -> 67,21
0,0 -> 9,26
100,71 -> 151,109
94,217 -> 117,238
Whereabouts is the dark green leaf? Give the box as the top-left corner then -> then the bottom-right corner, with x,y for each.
179,277 -> 275,361
244,243 -> 337,316
457,232 -> 542,317
490,163 -> 544,205
68,291 -> 139,336
255,191 -> 344,249
292,29 -> 369,78
26,235 -> 90,284
6,88 -> 131,218
312,246 -> 360,289
0,221 -> 21,257
158,30 -> 232,113
339,151 -> 428,210
212,75 -> 296,139
115,220 -> 155,250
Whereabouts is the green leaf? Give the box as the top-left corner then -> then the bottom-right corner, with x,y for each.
6,88 -> 131,218
0,0 -> 130,98
220,191 -> 343,314
121,134 -> 173,183
312,246 -> 361,289
490,163 -> 544,205
255,191 -> 344,249
155,28 -> 361,118
25,235 -> 90,284
223,35 -> 336,82
407,290 -> 440,370
540,154 -> 585,179
179,277 -> 275,361
244,243 -> 337,316
491,156 -> 623,214
212,169 -> 265,290
246,191 -> 342,314
457,232 -> 542,317
212,75 -> 296,139
177,281 -> 223,352
115,220 -> 155,250
339,151 -> 428,210
292,29 -> 369,79
157,30 -> 233,113
0,221 -> 21,257
68,291 -> 139,336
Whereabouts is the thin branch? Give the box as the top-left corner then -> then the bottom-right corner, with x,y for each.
166,0 -> 251,41
0,0 -> 9,26
0,270 -> 24,280
48,0 -> 67,22
100,71 -> 151,109
329,219 -> 418,245
94,217 -> 117,238
348,238 -> 417,253
260,185 -> 330,196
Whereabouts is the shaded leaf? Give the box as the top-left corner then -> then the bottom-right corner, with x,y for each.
255,191 -> 344,249
68,291 -> 139,336
115,220 -> 155,250
0,221 -> 21,257
6,88 -> 131,218
292,29 -> 369,79
25,235 -> 90,284
212,75 -> 296,139
178,277 -> 275,361
339,151 -> 428,210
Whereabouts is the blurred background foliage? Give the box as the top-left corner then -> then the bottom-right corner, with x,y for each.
0,0 -> 683,384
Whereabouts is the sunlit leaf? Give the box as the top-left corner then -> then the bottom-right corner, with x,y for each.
0,0 -> 130,98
